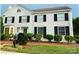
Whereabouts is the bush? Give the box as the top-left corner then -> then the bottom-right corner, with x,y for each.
65,36 -> 74,44
74,35 -> 79,44
26,33 -> 33,41
45,34 -> 53,42
34,34 -> 42,42
54,35 -> 62,43
17,33 -> 28,45
4,34 -> 13,40
1,34 -> 7,40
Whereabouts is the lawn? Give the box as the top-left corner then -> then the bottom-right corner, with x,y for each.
1,44 -> 79,54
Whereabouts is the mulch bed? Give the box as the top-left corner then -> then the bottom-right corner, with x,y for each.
0,40 -> 79,48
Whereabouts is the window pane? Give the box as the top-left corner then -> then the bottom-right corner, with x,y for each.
37,15 -> 43,22
59,27 -> 65,35
38,27 -> 43,35
22,16 -> 27,23
7,17 -> 12,23
58,13 -> 64,21
66,26 -> 69,35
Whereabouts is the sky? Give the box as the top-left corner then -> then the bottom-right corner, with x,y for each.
0,4 -> 79,18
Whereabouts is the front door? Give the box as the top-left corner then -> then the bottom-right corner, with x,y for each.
5,28 -> 9,34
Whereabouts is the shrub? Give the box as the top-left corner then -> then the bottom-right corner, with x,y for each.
9,34 -> 13,38
65,36 -> 74,44
54,35 -> 62,43
74,35 -> 79,44
45,34 -> 53,42
17,33 -> 28,45
4,34 -> 13,40
34,34 -> 42,42
1,34 -> 7,40
26,33 -> 33,41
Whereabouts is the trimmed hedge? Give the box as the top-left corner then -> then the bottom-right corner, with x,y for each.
26,33 -> 33,41
65,36 -> 74,44
34,34 -> 42,42
54,35 -> 62,43
45,34 -> 53,42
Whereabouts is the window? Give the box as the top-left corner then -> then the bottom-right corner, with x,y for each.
38,27 -> 44,34
34,15 -> 46,22
17,9 -> 21,12
37,15 -> 43,22
57,13 -> 64,21
22,16 -> 27,23
19,16 -> 30,23
34,27 -> 46,37
5,17 -> 15,23
54,26 -> 70,35
65,13 -> 69,21
65,26 -> 69,35
59,27 -> 65,35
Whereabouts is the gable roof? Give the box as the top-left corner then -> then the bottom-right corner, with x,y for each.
3,4 -> 31,15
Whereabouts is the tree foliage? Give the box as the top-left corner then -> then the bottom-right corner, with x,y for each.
0,16 -> 4,34
73,17 -> 79,35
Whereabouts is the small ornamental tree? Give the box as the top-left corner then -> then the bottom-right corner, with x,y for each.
17,33 -> 28,45
34,34 -> 42,42
54,35 -> 62,43
45,34 -> 53,42
65,36 -> 74,44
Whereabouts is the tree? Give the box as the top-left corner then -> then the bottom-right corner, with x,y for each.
73,17 -> 79,35
0,16 -> 4,34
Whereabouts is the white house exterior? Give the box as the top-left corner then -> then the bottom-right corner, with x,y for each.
3,4 -> 73,41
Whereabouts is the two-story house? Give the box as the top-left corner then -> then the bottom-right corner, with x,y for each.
3,4 -> 73,41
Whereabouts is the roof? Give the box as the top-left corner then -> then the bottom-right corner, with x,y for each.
32,6 -> 71,12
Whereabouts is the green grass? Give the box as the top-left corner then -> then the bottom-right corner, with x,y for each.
1,45 -> 79,54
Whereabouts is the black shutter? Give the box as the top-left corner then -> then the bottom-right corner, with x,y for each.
65,13 -> 69,21
43,15 -> 46,22
54,14 -> 57,21
34,27 -> 37,35
12,17 -> 14,23
27,16 -> 30,22
66,26 -> 70,35
5,17 -> 7,23
34,15 -> 37,22
19,16 -> 22,23
43,27 -> 46,38
54,26 -> 58,35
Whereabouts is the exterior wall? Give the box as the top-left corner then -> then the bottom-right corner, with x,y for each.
3,5 -> 73,42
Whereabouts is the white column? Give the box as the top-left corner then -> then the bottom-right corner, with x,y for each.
69,11 -> 73,36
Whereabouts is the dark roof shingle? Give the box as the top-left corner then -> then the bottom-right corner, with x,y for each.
32,6 -> 71,12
